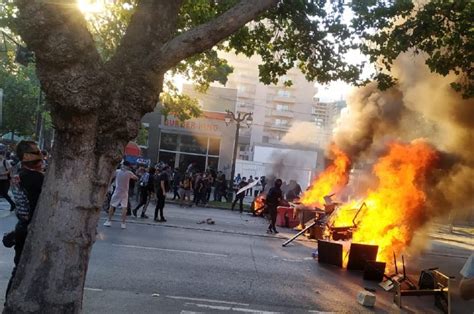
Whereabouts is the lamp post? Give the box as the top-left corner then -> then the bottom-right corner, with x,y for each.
225,110 -> 253,201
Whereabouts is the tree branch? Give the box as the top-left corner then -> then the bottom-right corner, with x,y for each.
108,0 -> 184,71
16,0 -> 101,69
156,0 -> 279,71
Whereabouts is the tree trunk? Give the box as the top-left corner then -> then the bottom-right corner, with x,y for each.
3,115 -> 119,313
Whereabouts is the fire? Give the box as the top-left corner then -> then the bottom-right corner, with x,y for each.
334,140 -> 439,262
300,144 -> 351,207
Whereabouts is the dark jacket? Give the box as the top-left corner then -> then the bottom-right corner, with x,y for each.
266,187 -> 282,209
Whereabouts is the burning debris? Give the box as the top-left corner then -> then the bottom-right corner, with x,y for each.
295,53 -> 473,268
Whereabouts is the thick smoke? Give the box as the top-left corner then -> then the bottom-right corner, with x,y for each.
333,53 -> 474,217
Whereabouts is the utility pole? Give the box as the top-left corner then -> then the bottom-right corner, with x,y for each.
224,110 -> 253,201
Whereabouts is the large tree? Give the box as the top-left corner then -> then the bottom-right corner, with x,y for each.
2,1 -> 361,312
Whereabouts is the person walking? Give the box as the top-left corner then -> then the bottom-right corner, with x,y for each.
266,179 -> 283,234
5,141 -> 44,301
132,167 -> 156,218
231,177 -> 247,213
154,165 -> 170,222
104,161 -> 138,229
0,147 -> 15,211
171,168 -> 181,200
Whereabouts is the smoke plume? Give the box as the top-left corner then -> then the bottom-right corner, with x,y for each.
333,53 -> 474,217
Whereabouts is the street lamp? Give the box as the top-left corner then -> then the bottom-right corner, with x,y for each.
225,109 -> 253,201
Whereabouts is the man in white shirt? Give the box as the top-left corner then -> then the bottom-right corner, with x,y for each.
104,161 -> 138,229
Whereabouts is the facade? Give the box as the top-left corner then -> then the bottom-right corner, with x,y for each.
218,52 -> 320,160
312,100 -> 347,148
143,85 -> 237,176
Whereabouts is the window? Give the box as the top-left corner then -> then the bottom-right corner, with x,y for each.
276,104 -> 289,111
275,119 -> 289,126
180,134 -> 208,154
160,133 -> 178,151
277,90 -> 291,98
208,138 -> 220,156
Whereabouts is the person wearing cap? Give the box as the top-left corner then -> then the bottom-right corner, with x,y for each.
5,141 -> 44,301
103,160 -> 138,229
0,146 -> 16,211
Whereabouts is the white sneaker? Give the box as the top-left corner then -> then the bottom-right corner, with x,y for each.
103,220 -> 112,227
121,223 -> 126,229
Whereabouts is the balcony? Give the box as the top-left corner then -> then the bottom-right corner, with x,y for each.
269,109 -> 294,118
264,122 -> 291,131
271,94 -> 296,103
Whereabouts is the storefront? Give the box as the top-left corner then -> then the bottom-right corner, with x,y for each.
157,113 -> 236,175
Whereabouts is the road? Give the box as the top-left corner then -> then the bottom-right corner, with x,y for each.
0,199 -> 473,313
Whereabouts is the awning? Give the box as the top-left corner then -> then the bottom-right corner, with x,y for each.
125,142 -> 141,157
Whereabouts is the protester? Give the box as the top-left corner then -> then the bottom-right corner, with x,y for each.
5,140 -> 44,300
205,171 -> 213,202
0,147 -> 15,211
260,176 -> 267,192
286,180 -> 302,202
246,175 -> 254,196
193,172 -> 204,206
154,165 -> 170,222
254,177 -> 261,197
132,167 -> 156,218
171,168 -> 181,200
104,161 -> 138,229
179,174 -> 193,207
266,179 -> 283,234
234,173 -> 241,184
231,177 -> 247,213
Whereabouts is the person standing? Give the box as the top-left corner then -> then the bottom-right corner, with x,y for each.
154,165 -> 170,222
254,177 -> 261,197
246,175 -> 254,196
231,177 -> 247,213
171,168 -> 181,200
266,179 -> 283,234
0,147 -> 15,211
132,167 -> 156,218
179,174 -> 193,207
104,161 -> 138,229
5,141 -> 44,300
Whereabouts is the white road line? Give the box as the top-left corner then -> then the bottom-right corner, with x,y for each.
84,287 -> 103,292
167,295 -> 249,306
111,244 -> 228,257
186,303 -> 279,313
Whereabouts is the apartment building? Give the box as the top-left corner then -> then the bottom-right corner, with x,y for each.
312,99 -> 347,147
218,52 -> 319,160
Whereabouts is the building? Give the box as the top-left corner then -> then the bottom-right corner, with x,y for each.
312,99 -> 347,148
218,52 -> 320,160
142,85 -> 237,176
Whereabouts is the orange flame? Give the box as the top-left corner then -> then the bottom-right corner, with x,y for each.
333,140 -> 439,262
300,144 -> 351,207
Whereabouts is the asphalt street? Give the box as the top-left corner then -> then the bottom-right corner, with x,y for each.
0,198 -> 473,313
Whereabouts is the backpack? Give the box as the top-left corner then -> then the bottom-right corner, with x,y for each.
12,184 -> 31,223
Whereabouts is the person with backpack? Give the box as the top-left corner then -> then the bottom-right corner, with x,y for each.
0,147 -> 16,211
265,178 -> 283,234
5,141 -> 44,301
132,167 -> 156,218
154,165 -> 170,222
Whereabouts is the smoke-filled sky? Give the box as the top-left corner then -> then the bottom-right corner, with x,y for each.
332,53 -> 474,214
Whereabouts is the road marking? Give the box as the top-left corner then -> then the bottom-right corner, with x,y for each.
84,287 -> 103,292
111,244 -> 228,257
186,303 -> 279,313
167,295 -> 249,306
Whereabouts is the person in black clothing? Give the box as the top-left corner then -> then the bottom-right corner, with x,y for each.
0,149 -> 15,211
231,177 -> 247,213
154,165 -> 170,222
171,168 -> 181,200
266,178 -> 283,234
133,167 -> 156,218
5,141 -> 44,301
